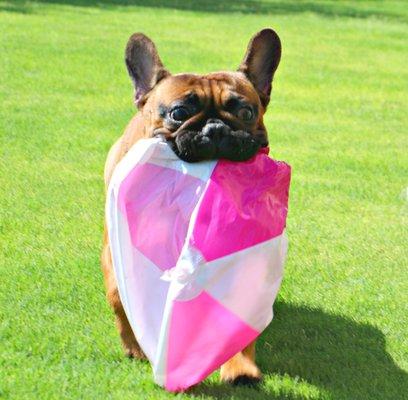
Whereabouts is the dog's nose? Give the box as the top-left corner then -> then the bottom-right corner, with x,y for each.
202,119 -> 229,139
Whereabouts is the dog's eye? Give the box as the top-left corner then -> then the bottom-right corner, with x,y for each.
237,107 -> 254,121
170,106 -> 190,122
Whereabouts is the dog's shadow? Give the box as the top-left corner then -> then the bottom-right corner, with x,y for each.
193,302 -> 408,400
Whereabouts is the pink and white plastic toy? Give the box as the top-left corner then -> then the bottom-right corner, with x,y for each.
106,138 -> 291,391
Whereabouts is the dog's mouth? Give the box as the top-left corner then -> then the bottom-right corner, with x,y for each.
168,119 -> 264,163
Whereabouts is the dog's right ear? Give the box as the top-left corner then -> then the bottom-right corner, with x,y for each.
125,33 -> 170,107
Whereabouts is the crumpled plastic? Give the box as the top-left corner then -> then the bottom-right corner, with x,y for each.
106,138 -> 291,391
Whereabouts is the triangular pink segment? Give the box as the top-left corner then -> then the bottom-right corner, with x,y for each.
191,154 -> 291,261
165,291 -> 259,392
117,162 -> 205,270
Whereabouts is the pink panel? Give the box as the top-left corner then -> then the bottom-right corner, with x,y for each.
118,163 -> 205,270
165,291 -> 259,392
191,153 -> 291,261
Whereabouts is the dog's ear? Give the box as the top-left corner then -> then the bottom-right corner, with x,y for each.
238,29 -> 281,107
125,33 -> 170,107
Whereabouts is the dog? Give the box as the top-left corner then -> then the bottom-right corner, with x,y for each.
101,28 -> 281,385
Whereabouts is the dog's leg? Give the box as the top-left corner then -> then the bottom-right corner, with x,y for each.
101,231 -> 145,359
220,340 -> 261,385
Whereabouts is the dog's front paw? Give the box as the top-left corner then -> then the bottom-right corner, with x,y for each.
124,345 -> 147,360
230,374 -> 262,387
220,354 -> 262,386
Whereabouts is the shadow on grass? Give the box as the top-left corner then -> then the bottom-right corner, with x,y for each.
192,302 -> 408,400
1,0 -> 406,21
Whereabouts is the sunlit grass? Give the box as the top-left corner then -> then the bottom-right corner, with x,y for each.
1,1 -> 407,399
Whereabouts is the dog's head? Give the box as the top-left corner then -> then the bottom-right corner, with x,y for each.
125,29 -> 281,162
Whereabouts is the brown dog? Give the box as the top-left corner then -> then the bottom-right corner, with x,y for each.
102,28 -> 281,385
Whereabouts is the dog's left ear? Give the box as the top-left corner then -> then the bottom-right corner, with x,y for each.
238,29 -> 281,107
125,33 -> 170,107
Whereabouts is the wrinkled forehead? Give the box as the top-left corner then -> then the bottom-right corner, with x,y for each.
152,72 -> 260,107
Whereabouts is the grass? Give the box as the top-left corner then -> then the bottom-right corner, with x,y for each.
0,1 -> 407,399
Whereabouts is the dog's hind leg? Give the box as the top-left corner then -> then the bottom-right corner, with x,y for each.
220,340 -> 261,385
101,230 -> 146,359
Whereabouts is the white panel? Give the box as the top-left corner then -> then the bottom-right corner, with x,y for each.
201,234 -> 287,331
108,207 -> 170,364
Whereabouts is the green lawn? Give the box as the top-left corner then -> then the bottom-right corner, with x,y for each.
1,1 -> 407,399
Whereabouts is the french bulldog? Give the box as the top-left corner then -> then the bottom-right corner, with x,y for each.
102,28 -> 281,386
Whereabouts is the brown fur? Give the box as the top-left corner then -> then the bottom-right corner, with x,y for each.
101,72 -> 265,379
102,29 -> 281,386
